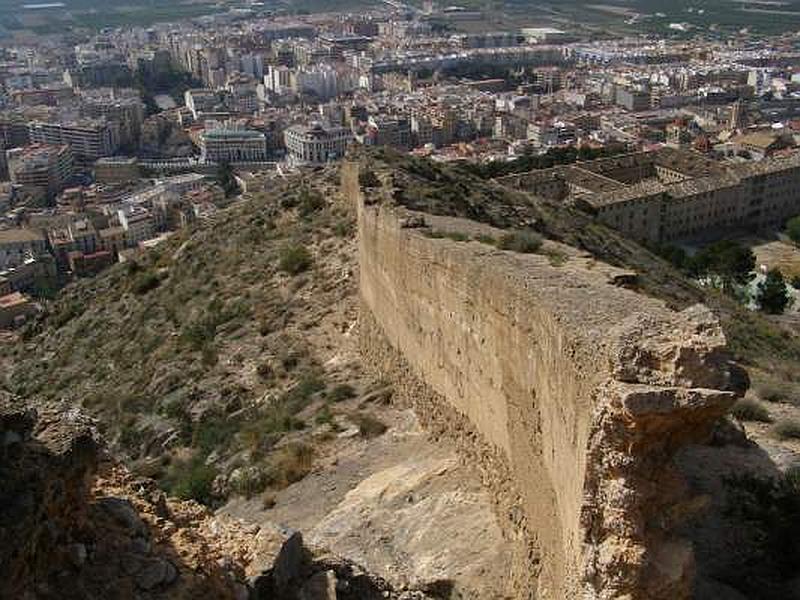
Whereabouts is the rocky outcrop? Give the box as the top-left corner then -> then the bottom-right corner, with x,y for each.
343,160 -> 745,600
1,395 -> 100,598
0,395 -> 434,600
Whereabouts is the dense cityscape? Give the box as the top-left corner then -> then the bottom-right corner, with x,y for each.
1,1 -> 800,322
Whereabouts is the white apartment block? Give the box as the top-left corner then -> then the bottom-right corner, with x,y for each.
284,122 -> 353,165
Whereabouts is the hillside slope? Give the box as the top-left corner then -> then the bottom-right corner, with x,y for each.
2,169 -> 367,505
1,166 -> 514,598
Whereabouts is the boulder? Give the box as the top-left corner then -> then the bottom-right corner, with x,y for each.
247,524 -> 307,599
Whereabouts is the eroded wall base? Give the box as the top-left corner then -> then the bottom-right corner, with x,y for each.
360,307 -> 539,599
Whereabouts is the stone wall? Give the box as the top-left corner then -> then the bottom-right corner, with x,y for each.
343,161 -> 742,599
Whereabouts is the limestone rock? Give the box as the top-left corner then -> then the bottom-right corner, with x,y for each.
248,524 -> 307,598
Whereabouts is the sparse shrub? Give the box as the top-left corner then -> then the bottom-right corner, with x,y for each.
731,398 -> 772,423
125,260 -> 142,276
262,492 -> 277,509
279,349 -> 301,371
328,383 -> 356,402
264,442 -> 315,489
359,169 -> 381,189
297,188 -> 325,217
180,317 -> 217,351
546,250 -> 568,266
230,466 -> 269,499
773,419 -> 800,440
475,234 -> 496,246
131,271 -> 161,295
191,413 -> 241,457
166,457 -> 218,506
333,218 -> 354,238
161,397 -> 188,420
201,345 -> 218,367
315,404 -> 336,427
756,383 -> 791,404
119,422 -> 145,453
498,230 -> 543,254
350,412 -> 387,438
258,318 -> 272,336
278,244 -> 312,275
50,300 -> 84,328
239,400 -> 307,457
286,371 -> 326,410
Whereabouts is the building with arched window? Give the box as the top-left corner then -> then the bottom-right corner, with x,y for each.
199,129 -> 268,164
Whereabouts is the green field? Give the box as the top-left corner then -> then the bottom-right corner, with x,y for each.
2,0 -> 799,33
508,0 -> 800,34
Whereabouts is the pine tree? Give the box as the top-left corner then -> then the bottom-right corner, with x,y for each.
757,269 -> 793,315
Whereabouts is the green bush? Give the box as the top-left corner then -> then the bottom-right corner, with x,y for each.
180,317 -> 217,351
756,383 -> 791,403
191,413 -> 240,457
297,189 -> 325,217
786,215 -> 800,245
773,419 -> 800,440
359,169 -> 381,189
278,244 -> 312,275
167,457 -> 218,506
315,404 -> 336,427
333,218 -> 354,238
230,466 -> 269,499
498,230 -> 543,254
731,398 -> 772,422
328,383 -> 356,402
131,271 -> 160,295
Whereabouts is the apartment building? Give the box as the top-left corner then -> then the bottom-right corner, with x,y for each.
284,122 -> 353,165
0,229 -> 47,270
81,88 -> 145,149
117,205 -> 155,246
28,118 -> 117,165
7,143 -> 74,201
499,148 -> 800,243
199,129 -> 268,163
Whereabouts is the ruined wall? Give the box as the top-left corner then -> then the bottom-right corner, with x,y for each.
343,162 -> 741,600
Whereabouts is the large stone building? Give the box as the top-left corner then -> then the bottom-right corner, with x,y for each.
284,122 -> 352,165
199,129 -> 268,163
499,147 -> 800,243
7,143 -> 74,201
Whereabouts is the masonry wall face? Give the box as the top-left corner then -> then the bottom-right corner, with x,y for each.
345,161 -> 739,599
357,197 -> 583,597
